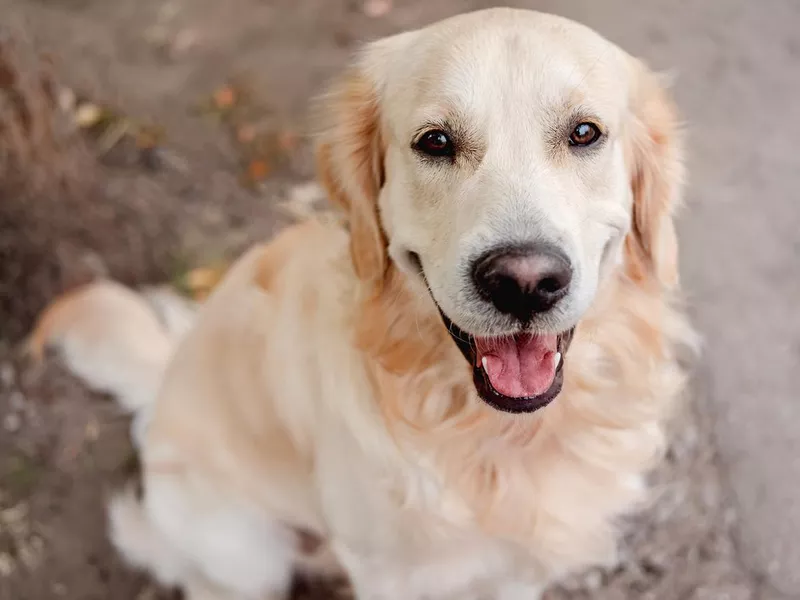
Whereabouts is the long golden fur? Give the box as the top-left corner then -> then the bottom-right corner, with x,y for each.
30,9 -> 696,600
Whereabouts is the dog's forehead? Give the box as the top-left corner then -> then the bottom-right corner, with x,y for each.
436,23 -> 623,107
378,10 -> 630,127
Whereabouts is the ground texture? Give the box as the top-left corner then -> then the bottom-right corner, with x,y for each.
0,1 -> 797,599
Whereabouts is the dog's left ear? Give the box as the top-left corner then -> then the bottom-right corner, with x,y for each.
315,50 -> 387,289
623,59 -> 685,289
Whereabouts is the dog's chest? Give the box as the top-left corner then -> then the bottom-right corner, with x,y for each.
314,430 -> 529,588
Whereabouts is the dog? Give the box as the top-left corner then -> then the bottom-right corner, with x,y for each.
30,8 -> 696,600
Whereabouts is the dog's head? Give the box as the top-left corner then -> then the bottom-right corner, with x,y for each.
317,9 -> 683,414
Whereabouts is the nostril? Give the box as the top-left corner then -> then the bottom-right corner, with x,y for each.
535,276 -> 563,295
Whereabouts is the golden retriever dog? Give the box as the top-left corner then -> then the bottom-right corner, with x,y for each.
30,8 -> 696,600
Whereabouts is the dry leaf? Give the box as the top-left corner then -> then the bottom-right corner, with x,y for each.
183,265 -> 228,300
246,158 -> 270,182
96,118 -> 131,154
136,125 -> 166,149
74,102 -> 104,128
186,266 -> 223,290
213,85 -> 236,110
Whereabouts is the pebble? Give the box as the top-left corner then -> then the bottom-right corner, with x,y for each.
51,583 -> 67,596
690,584 -> 754,600
0,552 -> 15,577
583,569 -> 604,590
172,28 -> 200,56
9,390 -> 25,411
0,362 -> 15,388
19,535 -> 44,569
135,586 -> 160,600
57,86 -> 77,114
363,0 -> 392,18
3,412 -> 21,433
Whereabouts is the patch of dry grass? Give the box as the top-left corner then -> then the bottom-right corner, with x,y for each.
0,32 -> 172,341
0,32 -> 102,339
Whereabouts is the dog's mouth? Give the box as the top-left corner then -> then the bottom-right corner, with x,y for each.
439,311 -> 575,414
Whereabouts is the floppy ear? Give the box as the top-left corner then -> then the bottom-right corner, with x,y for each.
623,59 -> 685,289
315,60 -> 387,288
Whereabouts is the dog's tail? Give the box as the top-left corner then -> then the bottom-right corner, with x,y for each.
28,280 -> 196,415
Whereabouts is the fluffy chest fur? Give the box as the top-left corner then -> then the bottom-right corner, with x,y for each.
145,218 -> 692,590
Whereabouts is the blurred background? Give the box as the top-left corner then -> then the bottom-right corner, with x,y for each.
0,1 -> 797,599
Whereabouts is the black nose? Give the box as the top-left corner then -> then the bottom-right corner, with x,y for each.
472,244 -> 573,322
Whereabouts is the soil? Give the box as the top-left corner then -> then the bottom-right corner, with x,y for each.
0,1 -> 760,599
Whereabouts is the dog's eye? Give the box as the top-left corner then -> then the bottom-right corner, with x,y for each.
569,123 -> 601,147
414,130 -> 455,158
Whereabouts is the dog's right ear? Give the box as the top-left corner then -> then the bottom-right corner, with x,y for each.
315,51 -> 388,288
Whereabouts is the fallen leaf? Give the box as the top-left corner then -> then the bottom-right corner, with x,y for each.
246,158 -> 270,182
186,266 -> 224,290
136,125 -> 166,149
96,118 -> 131,154
182,265 -> 228,300
74,102 -> 105,128
213,85 -> 237,110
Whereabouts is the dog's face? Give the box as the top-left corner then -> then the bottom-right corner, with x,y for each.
318,9 -> 683,413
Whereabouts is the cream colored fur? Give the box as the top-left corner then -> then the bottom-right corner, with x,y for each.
30,9 -> 696,600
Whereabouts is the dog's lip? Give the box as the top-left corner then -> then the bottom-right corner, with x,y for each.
437,309 -> 574,414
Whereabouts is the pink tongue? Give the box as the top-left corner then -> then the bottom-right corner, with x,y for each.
476,334 -> 558,398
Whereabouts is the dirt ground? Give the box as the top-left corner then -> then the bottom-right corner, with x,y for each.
0,1 -> 763,599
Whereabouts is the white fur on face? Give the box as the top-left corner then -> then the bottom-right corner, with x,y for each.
377,11 -> 636,336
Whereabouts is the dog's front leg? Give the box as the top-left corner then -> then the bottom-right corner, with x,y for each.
333,541 -> 526,600
345,572 -> 543,600
183,577 -> 247,600
490,580 -> 544,600
329,543 -> 415,600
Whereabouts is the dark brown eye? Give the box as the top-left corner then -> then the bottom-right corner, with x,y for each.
414,130 -> 455,158
569,122 -> 601,147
